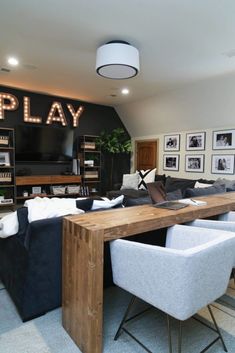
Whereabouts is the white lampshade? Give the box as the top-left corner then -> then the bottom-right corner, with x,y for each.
96,41 -> 140,79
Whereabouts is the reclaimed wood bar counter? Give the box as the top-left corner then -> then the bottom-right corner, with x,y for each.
62,192 -> 235,353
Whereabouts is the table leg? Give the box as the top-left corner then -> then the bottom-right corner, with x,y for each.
62,219 -> 104,353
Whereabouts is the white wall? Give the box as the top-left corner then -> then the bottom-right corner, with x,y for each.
116,73 -> 235,180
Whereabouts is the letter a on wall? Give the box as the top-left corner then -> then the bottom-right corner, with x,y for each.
46,101 -> 67,126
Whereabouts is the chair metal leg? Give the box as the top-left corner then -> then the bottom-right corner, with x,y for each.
114,295 -> 136,340
166,315 -> 173,353
207,305 -> 228,352
178,320 -> 182,353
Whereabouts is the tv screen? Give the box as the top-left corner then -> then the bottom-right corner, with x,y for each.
15,125 -> 74,162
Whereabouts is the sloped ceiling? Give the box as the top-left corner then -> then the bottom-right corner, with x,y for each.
1,0 -> 235,106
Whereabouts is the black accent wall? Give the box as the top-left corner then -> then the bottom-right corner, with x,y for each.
0,85 -> 130,192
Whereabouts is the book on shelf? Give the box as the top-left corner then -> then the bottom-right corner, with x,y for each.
0,136 -> 9,146
81,142 -> 96,150
0,198 -> 13,204
0,172 -> 12,182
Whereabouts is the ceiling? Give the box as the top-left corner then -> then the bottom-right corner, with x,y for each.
1,0 -> 235,106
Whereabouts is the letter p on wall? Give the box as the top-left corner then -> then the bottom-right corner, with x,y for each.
0,93 -> 19,119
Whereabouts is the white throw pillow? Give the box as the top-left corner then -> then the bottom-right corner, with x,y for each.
138,168 -> 156,190
121,173 -> 139,190
194,181 -> 212,188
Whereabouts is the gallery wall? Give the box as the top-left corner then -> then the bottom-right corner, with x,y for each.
116,72 -> 235,180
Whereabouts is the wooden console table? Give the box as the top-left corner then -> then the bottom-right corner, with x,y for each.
62,192 -> 235,353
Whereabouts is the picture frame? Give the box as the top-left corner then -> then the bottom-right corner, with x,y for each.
186,132 -> 205,151
212,129 -> 235,150
0,152 -> 10,166
32,186 -> 42,194
211,155 -> 235,175
163,154 -> 179,171
185,154 -> 204,173
164,134 -> 180,151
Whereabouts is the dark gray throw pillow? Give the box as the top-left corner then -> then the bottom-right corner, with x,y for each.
76,198 -> 94,211
166,189 -> 183,201
165,176 -> 196,195
185,184 -> 226,198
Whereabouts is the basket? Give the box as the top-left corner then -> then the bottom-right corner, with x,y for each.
51,185 -> 66,195
67,185 -> 80,194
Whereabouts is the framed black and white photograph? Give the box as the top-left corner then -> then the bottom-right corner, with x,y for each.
163,154 -> 179,171
0,152 -> 10,166
211,155 -> 234,174
186,132 -> 205,151
185,154 -> 204,173
164,134 -> 180,151
212,129 -> 235,149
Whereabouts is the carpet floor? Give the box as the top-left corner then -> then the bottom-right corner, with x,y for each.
0,280 -> 234,353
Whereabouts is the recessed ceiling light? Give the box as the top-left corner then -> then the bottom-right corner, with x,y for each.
121,88 -> 129,95
7,57 -> 19,66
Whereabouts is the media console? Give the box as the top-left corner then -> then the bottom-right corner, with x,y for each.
16,175 -> 81,202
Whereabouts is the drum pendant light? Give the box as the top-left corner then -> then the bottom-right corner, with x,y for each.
96,40 -> 140,79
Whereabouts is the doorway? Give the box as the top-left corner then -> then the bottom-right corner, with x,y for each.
135,139 -> 158,171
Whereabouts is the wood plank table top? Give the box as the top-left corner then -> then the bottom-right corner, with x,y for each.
62,192 -> 235,353
64,193 -> 235,241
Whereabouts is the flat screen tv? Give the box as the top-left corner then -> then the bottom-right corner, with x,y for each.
15,125 -> 74,162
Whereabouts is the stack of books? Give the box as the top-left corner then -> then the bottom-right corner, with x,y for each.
81,142 -> 96,150
0,172 -> 12,183
0,136 -> 9,146
84,171 -> 98,179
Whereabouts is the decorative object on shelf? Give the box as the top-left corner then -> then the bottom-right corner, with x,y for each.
23,190 -> 29,197
212,129 -> 235,149
84,171 -> 99,179
0,151 -> 10,166
185,154 -> 204,173
84,160 -> 94,167
163,154 -> 180,171
96,40 -> 140,79
0,135 -> 9,146
96,128 -> 131,189
0,189 -> 5,200
186,132 -> 206,151
32,186 -> 42,194
211,154 -> 235,174
164,134 -> 180,151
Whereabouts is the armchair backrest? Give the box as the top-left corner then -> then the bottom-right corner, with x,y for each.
110,225 -> 235,321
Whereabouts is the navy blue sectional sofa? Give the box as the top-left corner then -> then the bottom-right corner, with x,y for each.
0,175 -> 228,321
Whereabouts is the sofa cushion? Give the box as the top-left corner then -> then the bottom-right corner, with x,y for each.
154,173 -> 166,185
213,178 -> 235,191
185,184 -> 226,198
121,173 -> 139,190
125,196 -> 152,207
166,189 -> 183,201
138,168 -> 156,190
76,198 -> 94,211
165,176 -> 196,196
17,207 -> 29,244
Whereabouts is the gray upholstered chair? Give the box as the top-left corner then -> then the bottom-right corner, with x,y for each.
110,225 -> 235,353
188,215 -> 235,285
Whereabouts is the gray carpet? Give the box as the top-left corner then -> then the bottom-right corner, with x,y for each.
0,280 -> 234,353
